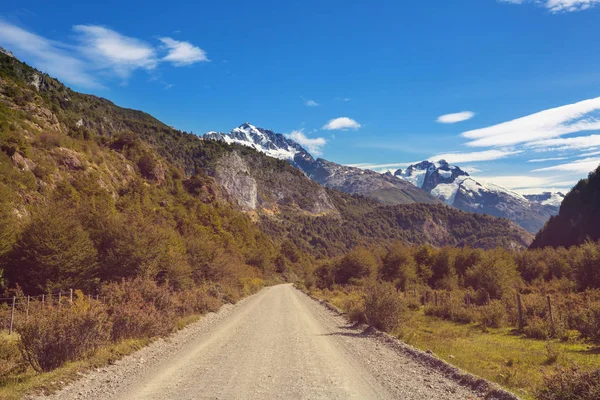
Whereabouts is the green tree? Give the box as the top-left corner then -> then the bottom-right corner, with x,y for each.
381,243 -> 416,291
465,251 -> 521,299
334,247 -> 377,284
6,206 -> 98,293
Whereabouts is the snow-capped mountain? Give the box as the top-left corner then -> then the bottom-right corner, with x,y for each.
204,124 -> 440,205
395,160 -> 565,233
204,123 -> 314,171
204,124 -> 563,232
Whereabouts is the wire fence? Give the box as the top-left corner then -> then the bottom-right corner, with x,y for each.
0,289 -> 101,335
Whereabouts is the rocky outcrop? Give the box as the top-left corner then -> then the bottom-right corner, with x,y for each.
214,152 -> 258,211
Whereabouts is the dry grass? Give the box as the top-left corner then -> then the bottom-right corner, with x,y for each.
313,288 -> 600,400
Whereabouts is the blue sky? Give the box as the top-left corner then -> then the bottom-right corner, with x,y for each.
2,0 -> 600,193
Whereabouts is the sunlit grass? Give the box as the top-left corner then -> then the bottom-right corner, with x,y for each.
313,289 -> 600,400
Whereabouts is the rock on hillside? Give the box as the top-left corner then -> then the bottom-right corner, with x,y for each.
204,124 -> 440,206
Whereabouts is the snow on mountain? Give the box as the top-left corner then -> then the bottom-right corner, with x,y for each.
204,123 -> 303,161
203,124 -> 440,205
394,160 -> 564,233
524,192 -> 566,208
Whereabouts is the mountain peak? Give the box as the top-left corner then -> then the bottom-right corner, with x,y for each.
203,123 -> 314,167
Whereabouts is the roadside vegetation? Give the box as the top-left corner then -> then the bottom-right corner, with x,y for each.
303,242 -> 600,399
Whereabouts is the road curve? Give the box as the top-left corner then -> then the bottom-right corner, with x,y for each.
39,284 -> 483,400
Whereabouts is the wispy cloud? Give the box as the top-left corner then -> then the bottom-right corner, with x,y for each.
160,37 -> 209,65
322,117 -> 361,130
74,25 -> 158,79
430,149 -> 521,163
0,19 -> 102,88
305,99 -> 319,107
527,134 -> 600,151
475,174 -> 576,191
436,111 -> 475,124
500,0 -> 600,12
532,157 -> 600,173
286,130 -> 327,156
0,20 -> 208,88
527,156 -> 570,163
346,162 -> 411,170
462,97 -> 600,147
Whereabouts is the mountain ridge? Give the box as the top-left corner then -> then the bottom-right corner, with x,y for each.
204,125 -> 563,233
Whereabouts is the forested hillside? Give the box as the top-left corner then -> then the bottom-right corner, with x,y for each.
0,51 -> 532,294
531,164 -> 600,249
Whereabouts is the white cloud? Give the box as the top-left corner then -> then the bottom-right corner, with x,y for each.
0,19 -> 102,88
462,166 -> 483,174
0,20 -> 207,88
500,0 -> 600,12
159,37 -> 209,66
527,156 -> 570,163
429,149 -> 521,163
346,162 -> 411,171
475,174 -> 576,190
286,130 -> 327,156
462,97 -> 600,147
436,111 -> 475,124
527,134 -> 600,151
305,100 -> 319,107
322,117 -> 361,130
74,25 -> 158,79
532,157 -> 600,173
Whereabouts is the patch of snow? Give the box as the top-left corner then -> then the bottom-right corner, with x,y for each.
431,181 -> 460,205
484,182 -> 529,204
542,193 -> 565,207
438,169 -> 452,179
397,168 -> 428,188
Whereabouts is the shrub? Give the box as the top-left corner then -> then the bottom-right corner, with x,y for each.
476,300 -> 507,329
571,301 -> 600,343
102,278 -> 175,341
17,293 -> 111,372
364,281 -> 404,332
536,367 -> 600,400
0,336 -> 25,379
424,292 -> 477,324
524,316 -> 551,340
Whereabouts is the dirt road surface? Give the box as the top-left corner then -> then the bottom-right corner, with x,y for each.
37,284 -> 503,400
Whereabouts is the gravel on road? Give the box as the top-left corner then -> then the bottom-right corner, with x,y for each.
33,284 -> 514,400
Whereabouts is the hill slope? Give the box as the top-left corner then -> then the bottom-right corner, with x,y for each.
0,50 -> 533,295
205,124 -> 440,205
530,164 -> 600,249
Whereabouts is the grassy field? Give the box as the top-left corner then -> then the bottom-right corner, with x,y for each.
312,288 -> 600,400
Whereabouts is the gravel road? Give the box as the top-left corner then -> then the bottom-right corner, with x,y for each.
36,284 -> 507,400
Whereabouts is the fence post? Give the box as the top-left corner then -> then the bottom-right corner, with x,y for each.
58,291 -> 62,309
486,292 -> 491,305
516,293 -> 524,331
9,296 -> 16,335
465,293 -> 471,308
434,291 -> 438,306
26,296 -> 30,320
41,294 -> 45,308
413,287 -> 417,297
70,289 -> 73,303
547,295 -> 554,330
